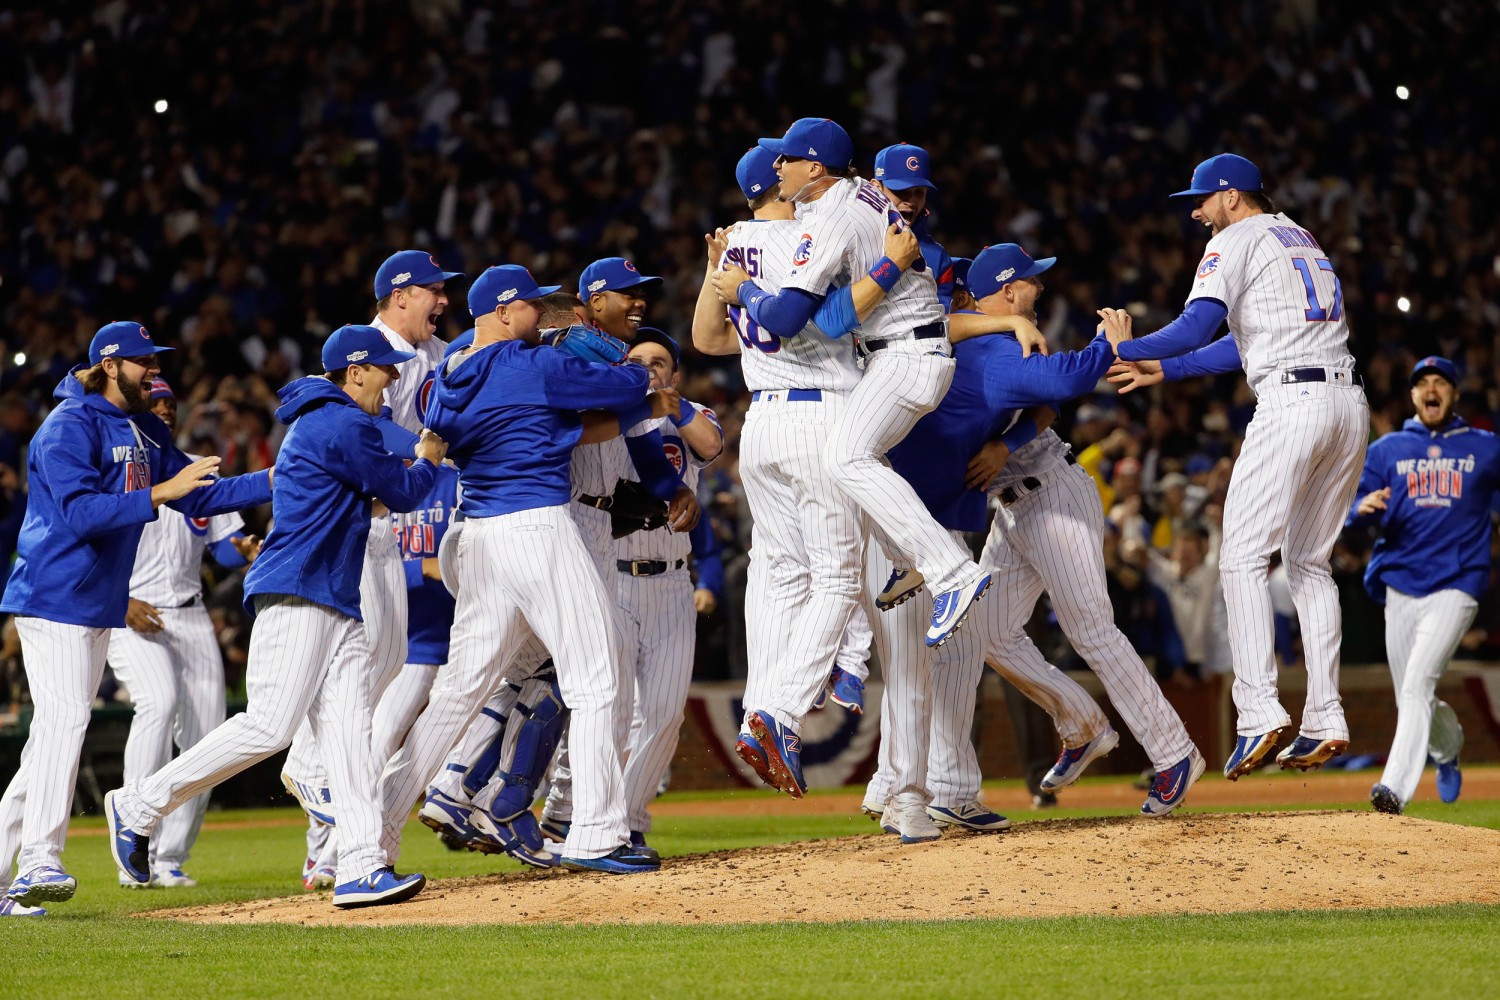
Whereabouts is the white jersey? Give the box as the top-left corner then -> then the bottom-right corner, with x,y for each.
572,436 -> 637,499
371,315 -> 447,433
1186,212 -> 1355,391
782,177 -> 945,345
127,501 -> 244,608
988,429 -> 1072,493
615,403 -> 716,562
721,219 -> 861,392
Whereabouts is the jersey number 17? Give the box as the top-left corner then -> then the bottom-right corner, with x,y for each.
1291,256 -> 1344,322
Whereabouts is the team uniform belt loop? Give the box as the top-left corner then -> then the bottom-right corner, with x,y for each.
576,493 -> 613,511
750,389 -> 823,403
616,558 -> 686,577
997,455 -> 1077,506
861,321 -> 946,355
1279,367 -> 1365,388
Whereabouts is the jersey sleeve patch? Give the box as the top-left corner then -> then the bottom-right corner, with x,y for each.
1196,252 -> 1222,279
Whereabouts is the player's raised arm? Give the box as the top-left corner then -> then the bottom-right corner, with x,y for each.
693,228 -> 740,355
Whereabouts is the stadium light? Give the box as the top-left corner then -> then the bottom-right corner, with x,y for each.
1395,85 -> 1410,100
13,352 -> 25,366
1397,296 -> 1411,313
154,99 -> 169,114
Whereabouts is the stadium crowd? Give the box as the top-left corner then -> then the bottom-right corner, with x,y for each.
2,0 -> 1498,706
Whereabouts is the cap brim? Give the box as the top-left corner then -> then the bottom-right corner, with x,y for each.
519,283 -> 564,300
755,137 -> 787,155
1410,366 -> 1455,386
366,347 -> 419,366
1168,187 -> 1214,198
880,177 -> 937,192
1023,257 -> 1057,278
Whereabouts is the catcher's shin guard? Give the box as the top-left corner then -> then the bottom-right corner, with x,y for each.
487,674 -> 569,821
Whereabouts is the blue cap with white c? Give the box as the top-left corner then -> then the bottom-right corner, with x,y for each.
873,143 -> 937,191
1169,153 -> 1263,198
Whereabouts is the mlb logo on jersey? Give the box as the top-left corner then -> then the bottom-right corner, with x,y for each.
1197,252 -> 1222,278
792,234 -> 813,266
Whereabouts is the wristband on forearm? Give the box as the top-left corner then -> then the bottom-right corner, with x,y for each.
868,256 -> 901,292
669,399 -> 697,427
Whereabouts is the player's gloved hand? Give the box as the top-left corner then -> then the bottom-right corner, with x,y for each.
1106,359 -> 1164,394
543,324 -> 630,365
151,455 -> 221,508
1097,307 -> 1133,354
231,533 -> 263,564
125,598 -> 165,634
694,588 -> 718,615
711,265 -> 751,306
415,429 -> 448,466
883,222 -> 921,271
608,479 -> 671,538
667,485 -> 701,532
1356,487 -> 1392,517
965,440 -> 1011,490
649,388 -> 683,419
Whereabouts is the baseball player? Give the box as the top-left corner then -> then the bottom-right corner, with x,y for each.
376,265 -> 663,874
1348,357 -> 1499,814
107,377 -> 261,889
107,324 -> 444,910
0,322 -> 271,917
281,250 -> 464,885
614,329 -> 723,844
1107,153 -> 1369,778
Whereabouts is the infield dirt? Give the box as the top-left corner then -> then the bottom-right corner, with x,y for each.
156,811 -> 1500,927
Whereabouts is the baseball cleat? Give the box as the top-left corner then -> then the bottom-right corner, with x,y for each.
735,728 -> 774,787
7,866 -> 78,906
105,789 -> 151,886
926,572 -> 990,647
1140,750 -> 1206,817
539,816 -> 571,843
830,668 -> 865,714
0,898 -> 46,917
1040,727 -> 1121,793
747,710 -> 807,798
875,569 -> 925,611
120,872 -> 154,889
1437,757 -> 1462,804
419,790 -> 481,848
562,844 -> 661,874
860,795 -> 886,820
331,868 -> 425,908
280,771 -> 337,827
1222,725 -> 1292,780
926,802 -> 1012,832
811,682 -> 830,711
471,810 -> 559,869
1370,784 -> 1403,815
303,865 -> 336,891
629,830 -> 649,850
153,869 -> 197,888
880,797 -> 942,844
1276,735 -> 1348,772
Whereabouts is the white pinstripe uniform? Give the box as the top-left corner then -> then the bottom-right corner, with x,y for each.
106,507 -> 243,875
836,606 -> 873,684
1188,213 -> 1368,739
720,219 -> 866,735
614,404 -> 714,835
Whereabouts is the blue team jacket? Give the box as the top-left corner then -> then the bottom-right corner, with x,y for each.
1347,416 -> 1500,603
0,370 -> 272,628
888,327 -> 1116,531
245,377 -> 437,620
424,339 -> 649,517
396,462 -> 459,665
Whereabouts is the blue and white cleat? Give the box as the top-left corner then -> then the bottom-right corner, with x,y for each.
105,789 -> 151,885
331,868 -> 426,908
927,801 -> 1012,832
471,810 -> 559,869
1039,727 -> 1120,793
925,573 -> 990,647
875,569 -> 925,611
1437,757 -> 1462,804
562,844 -> 661,874
1276,735 -> 1348,772
1141,750 -> 1206,817
1222,726 -> 1292,781
0,898 -> 47,917
539,816 -> 571,844
735,727 -> 773,787
812,683 -> 830,711
747,710 -> 807,798
280,771 -> 337,827
1370,783 -> 1403,815
418,790 -> 481,849
7,866 -> 77,906
153,868 -> 197,888
830,668 -> 865,715
880,798 -> 942,844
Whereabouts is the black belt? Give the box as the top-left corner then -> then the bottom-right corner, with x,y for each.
577,493 -> 613,511
617,558 -> 686,577
862,321 -> 945,354
170,595 -> 201,609
997,454 -> 1076,505
1280,367 -> 1365,388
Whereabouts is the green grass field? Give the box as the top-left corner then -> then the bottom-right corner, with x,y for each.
8,777 -> 1500,1000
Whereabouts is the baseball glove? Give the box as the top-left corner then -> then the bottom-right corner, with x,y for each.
608,478 -> 670,538
542,324 -> 630,366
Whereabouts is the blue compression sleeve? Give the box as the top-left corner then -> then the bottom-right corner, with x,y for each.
738,283 -> 824,338
1115,298 -> 1228,362
625,429 -> 684,501
689,514 -> 725,600
1160,335 -> 1243,381
207,533 -> 249,569
812,285 -> 859,338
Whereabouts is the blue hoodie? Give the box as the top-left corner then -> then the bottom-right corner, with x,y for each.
425,339 -> 650,517
1,370 -> 273,628
245,377 -> 437,619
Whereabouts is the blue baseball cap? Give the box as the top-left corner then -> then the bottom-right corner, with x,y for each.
735,146 -> 781,201
631,326 -> 680,367
468,265 -> 561,319
579,257 -> 663,298
373,250 -> 464,298
873,143 -> 937,191
1169,153 -> 1263,198
89,321 -> 174,366
1410,355 -> 1457,386
444,328 -> 475,358
321,324 -> 417,372
148,377 -> 175,401
756,117 -> 854,170
967,244 -> 1057,301
950,257 -> 973,293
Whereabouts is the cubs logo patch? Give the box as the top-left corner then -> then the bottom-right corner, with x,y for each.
663,440 -> 685,475
906,155 -> 921,171
186,515 -> 211,536
1197,252 -> 1222,278
1428,445 -> 1442,459
624,260 -> 638,272
428,254 -> 439,267
792,234 -> 813,266
419,372 -> 436,416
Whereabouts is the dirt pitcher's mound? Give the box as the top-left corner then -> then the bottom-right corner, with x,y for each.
157,812 -> 1500,927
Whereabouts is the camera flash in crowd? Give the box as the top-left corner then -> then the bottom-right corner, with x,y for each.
154,99 -> 169,114
1395,85 -> 1410,100
1397,296 -> 1411,313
